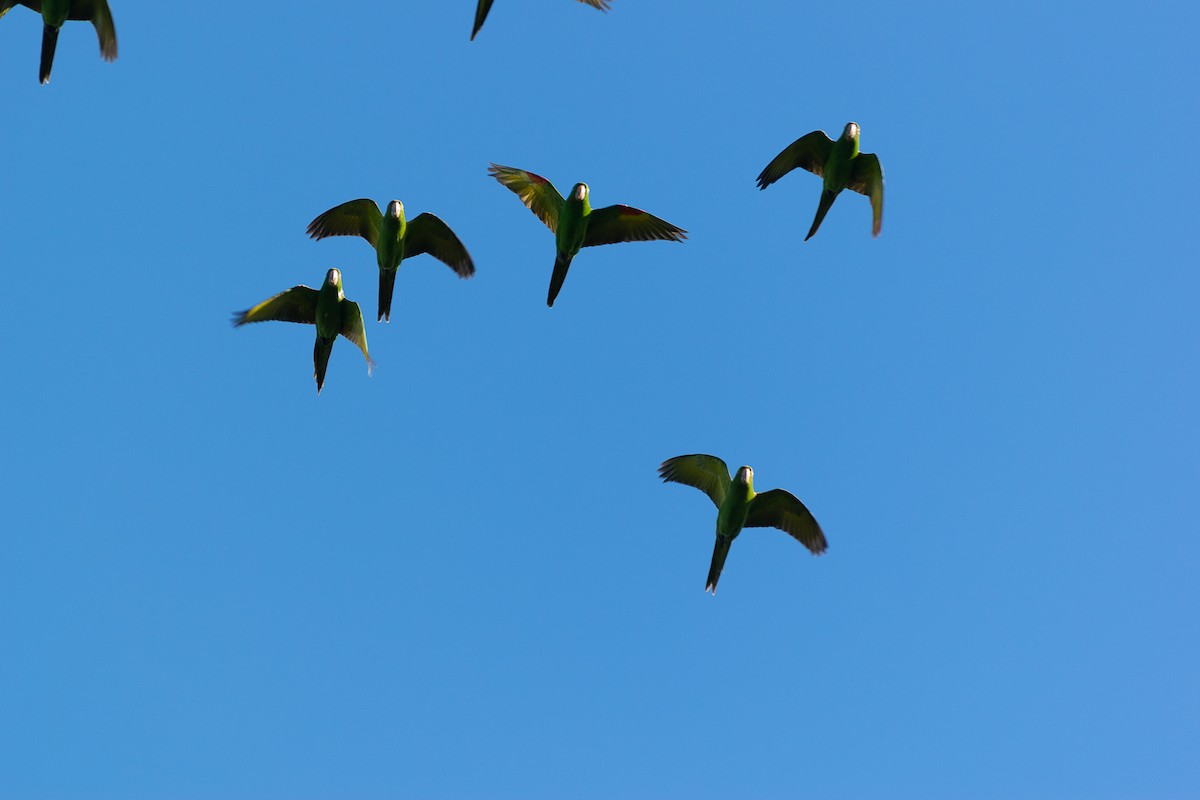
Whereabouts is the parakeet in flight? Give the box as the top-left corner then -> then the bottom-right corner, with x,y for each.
306,199 -> 474,323
756,122 -> 884,241
488,163 -> 686,307
233,268 -> 373,394
471,0 -> 610,41
659,454 -> 827,594
0,0 -> 117,84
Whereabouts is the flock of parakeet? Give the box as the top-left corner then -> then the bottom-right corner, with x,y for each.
4,1 -> 888,594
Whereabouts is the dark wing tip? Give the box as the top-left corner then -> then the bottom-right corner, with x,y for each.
231,310 -> 250,327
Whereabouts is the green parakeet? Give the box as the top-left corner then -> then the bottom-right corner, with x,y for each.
659,454 -> 827,594
471,0 -> 610,40
0,0 -> 116,84
233,268 -> 373,394
307,199 -> 475,323
488,163 -> 686,307
756,121 -> 884,241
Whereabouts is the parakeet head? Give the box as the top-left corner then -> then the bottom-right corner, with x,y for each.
735,466 -> 754,487
571,183 -> 589,202
325,268 -> 342,287
386,200 -> 404,219
842,122 -> 860,141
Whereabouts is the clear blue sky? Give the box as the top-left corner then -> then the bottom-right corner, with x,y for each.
1,1 -> 1196,797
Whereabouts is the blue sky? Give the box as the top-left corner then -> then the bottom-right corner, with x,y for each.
1,1 -> 1196,797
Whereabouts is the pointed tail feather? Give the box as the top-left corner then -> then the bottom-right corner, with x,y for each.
547,251 -> 572,308
378,269 -> 398,322
313,336 -> 335,394
706,538 -> 732,594
39,24 -> 59,84
804,189 -> 838,241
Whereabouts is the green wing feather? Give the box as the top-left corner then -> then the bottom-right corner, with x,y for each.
744,489 -> 827,554
306,199 -> 382,247
658,454 -> 731,508
488,163 -> 564,234
0,2 -> 18,21
582,205 -> 687,247
756,130 -> 835,189
338,300 -> 374,371
405,213 -> 476,278
232,286 -> 319,326
70,0 -> 116,60
846,153 -> 884,237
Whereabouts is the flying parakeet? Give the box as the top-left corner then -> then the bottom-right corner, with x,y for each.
0,0 -> 116,84
307,199 -> 474,323
756,122 -> 884,241
488,163 -> 686,307
659,454 -> 827,594
233,268 -> 373,394
471,0 -> 610,41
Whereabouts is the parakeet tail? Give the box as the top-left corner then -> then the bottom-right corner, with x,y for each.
547,251 -> 572,307
805,189 -> 838,241
706,537 -> 732,594
378,269 -> 398,322
471,0 -> 493,40
313,336 -> 335,394
39,24 -> 59,84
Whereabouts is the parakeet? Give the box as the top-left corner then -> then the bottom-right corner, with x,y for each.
756,121 -> 884,240
307,199 -> 474,323
659,454 -> 827,594
471,0 -> 609,41
233,268 -> 372,394
0,0 -> 117,84
488,163 -> 686,307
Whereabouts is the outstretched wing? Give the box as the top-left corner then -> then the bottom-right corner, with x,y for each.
232,286 -> 319,327
406,213 -> 475,278
339,300 -> 374,372
578,0 -> 612,9
306,199 -> 383,247
755,130 -> 834,189
70,0 -> 116,61
582,205 -> 687,247
0,2 -> 22,21
847,152 -> 884,237
744,489 -> 827,555
488,163 -> 564,234
658,454 -> 730,508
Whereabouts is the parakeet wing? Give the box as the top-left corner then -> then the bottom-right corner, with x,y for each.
233,286 -> 319,326
582,205 -> 686,247
306,199 -> 383,247
339,300 -> 373,369
744,489 -> 827,554
658,454 -> 731,508
488,164 -> 563,233
70,0 -> 116,60
406,213 -> 475,278
847,153 -> 884,237
755,130 -> 835,189
0,2 -> 20,20
579,0 -> 612,8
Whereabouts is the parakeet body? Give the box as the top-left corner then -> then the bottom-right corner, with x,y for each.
233,268 -> 372,394
756,121 -> 884,240
659,455 -> 827,594
471,0 -> 610,41
488,164 -> 686,307
0,0 -> 117,84
307,198 -> 474,322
